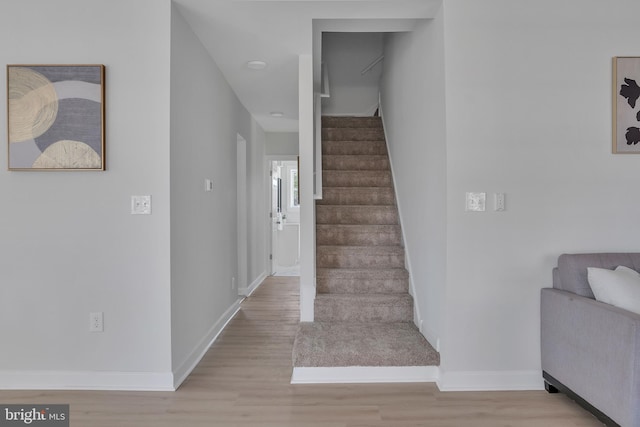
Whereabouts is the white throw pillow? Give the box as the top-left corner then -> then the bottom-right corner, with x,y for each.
587,266 -> 640,315
616,265 -> 640,277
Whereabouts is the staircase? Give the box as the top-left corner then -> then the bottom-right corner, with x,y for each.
292,116 -> 439,372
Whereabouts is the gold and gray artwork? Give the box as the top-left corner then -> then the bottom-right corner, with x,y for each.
8,65 -> 104,170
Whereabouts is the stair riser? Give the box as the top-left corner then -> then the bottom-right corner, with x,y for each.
316,206 -> 398,225
322,155 -> 389,171
314,299 -> 413,323
316,228 -> 401,246
317,188 -> 395,205
317,278 -> 408,294
322,128 -> 385,141
323,171 -> 392,188
323,140 -> 387,156
316,253 -> 405,269
322,117 -> 383,128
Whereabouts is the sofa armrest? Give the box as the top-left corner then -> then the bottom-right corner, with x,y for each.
541,288 -> 640,427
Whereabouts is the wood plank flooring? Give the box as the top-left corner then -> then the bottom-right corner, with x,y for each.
0,276 -> 603,426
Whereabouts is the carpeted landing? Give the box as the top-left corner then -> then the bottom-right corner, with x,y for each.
293,322 -> 439,367
292,116 -> 440,371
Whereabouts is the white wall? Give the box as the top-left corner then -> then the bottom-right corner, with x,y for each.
0,0 -> 173,389
382,0 -> 640,390
170,5 -> 267,385
380,16 -> 447,352
247,121 -> 268,291
322,32 -> 384,116
439,0 -> 640,389
266,132 -> 299,155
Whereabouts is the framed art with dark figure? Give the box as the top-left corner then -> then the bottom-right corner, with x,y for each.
613,57 -> 640,154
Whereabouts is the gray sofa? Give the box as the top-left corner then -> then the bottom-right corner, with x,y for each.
541,253 -> 640,427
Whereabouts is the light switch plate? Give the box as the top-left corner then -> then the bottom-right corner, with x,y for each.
465,192 -> 486,212
131,195 -> 151,215
494,193 -> 506,211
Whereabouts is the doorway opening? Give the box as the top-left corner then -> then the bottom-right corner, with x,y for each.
270,159 -> 300,276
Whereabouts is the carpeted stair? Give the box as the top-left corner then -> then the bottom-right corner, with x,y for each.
292,116 -> 440,370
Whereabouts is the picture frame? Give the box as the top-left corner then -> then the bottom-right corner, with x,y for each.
7,64 -> 105,170
613,57 -> 640,154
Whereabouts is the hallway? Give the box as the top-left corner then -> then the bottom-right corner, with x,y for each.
0,276 -> 600,426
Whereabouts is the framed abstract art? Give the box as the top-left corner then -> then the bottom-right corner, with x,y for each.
7,64 -> 105,170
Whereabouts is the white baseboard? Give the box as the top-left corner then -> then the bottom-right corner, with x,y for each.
437,370 -> 544,391
172,299 -> 243,389
0,370 -> 174,391
291,366 -> 440,384
239,271 -> 268,297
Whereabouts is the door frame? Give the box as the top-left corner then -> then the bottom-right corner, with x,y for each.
237,134 -> 248,294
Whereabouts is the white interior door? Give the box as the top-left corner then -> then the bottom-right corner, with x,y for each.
270,162 -> 280,275
270,160 -> 300,276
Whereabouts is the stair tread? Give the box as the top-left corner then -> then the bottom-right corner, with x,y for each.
323,140 -> 387,145
316,224 -> 400,234
317,198 -> 396,206
322,155 -> 390,171
322,128 -> 385,142
323,170 -> 393,188
316,204 -> 397,207
315,293 -> 412,302
322,116 -> 383,127
316,267 -> 409,294
323,154 -> 389,158
316,204 -> 397,208
322,141 -> 387,156
317,267 -> 408,278
293,322 -> 440,367
316,224 -> 402,246
322,129 -> 382,132
316,205 -> 399,226
314,294 -> 413,323
316,224 -> 400,229
319,186 -> 393,190
317,245 -> 404,252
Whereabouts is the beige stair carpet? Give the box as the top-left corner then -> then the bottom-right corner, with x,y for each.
292,116 -> 440,369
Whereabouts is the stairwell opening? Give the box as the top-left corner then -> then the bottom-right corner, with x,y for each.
292,115 -> 439,373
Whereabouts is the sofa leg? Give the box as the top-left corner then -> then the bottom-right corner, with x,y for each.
544,381 -> 559,394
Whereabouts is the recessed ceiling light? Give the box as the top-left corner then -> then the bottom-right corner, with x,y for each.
270,112 -> 284,117
247,60 -> 267,70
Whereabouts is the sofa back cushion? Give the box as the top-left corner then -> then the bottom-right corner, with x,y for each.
554,253 -> 640,298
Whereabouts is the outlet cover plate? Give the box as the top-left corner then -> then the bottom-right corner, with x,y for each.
89,312 -> 103,332
131,195 -> 151,215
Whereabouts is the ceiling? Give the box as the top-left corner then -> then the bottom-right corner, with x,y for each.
173,0 -> 442,132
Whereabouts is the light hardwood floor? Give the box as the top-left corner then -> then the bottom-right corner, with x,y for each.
0,276 -> 602,426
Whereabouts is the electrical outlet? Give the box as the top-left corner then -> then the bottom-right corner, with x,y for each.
131,195 -> 151,215
231,277 -> 236,290
90,312 -> 103,332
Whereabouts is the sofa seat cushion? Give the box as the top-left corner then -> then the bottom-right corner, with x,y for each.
587,266 -> 640,314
